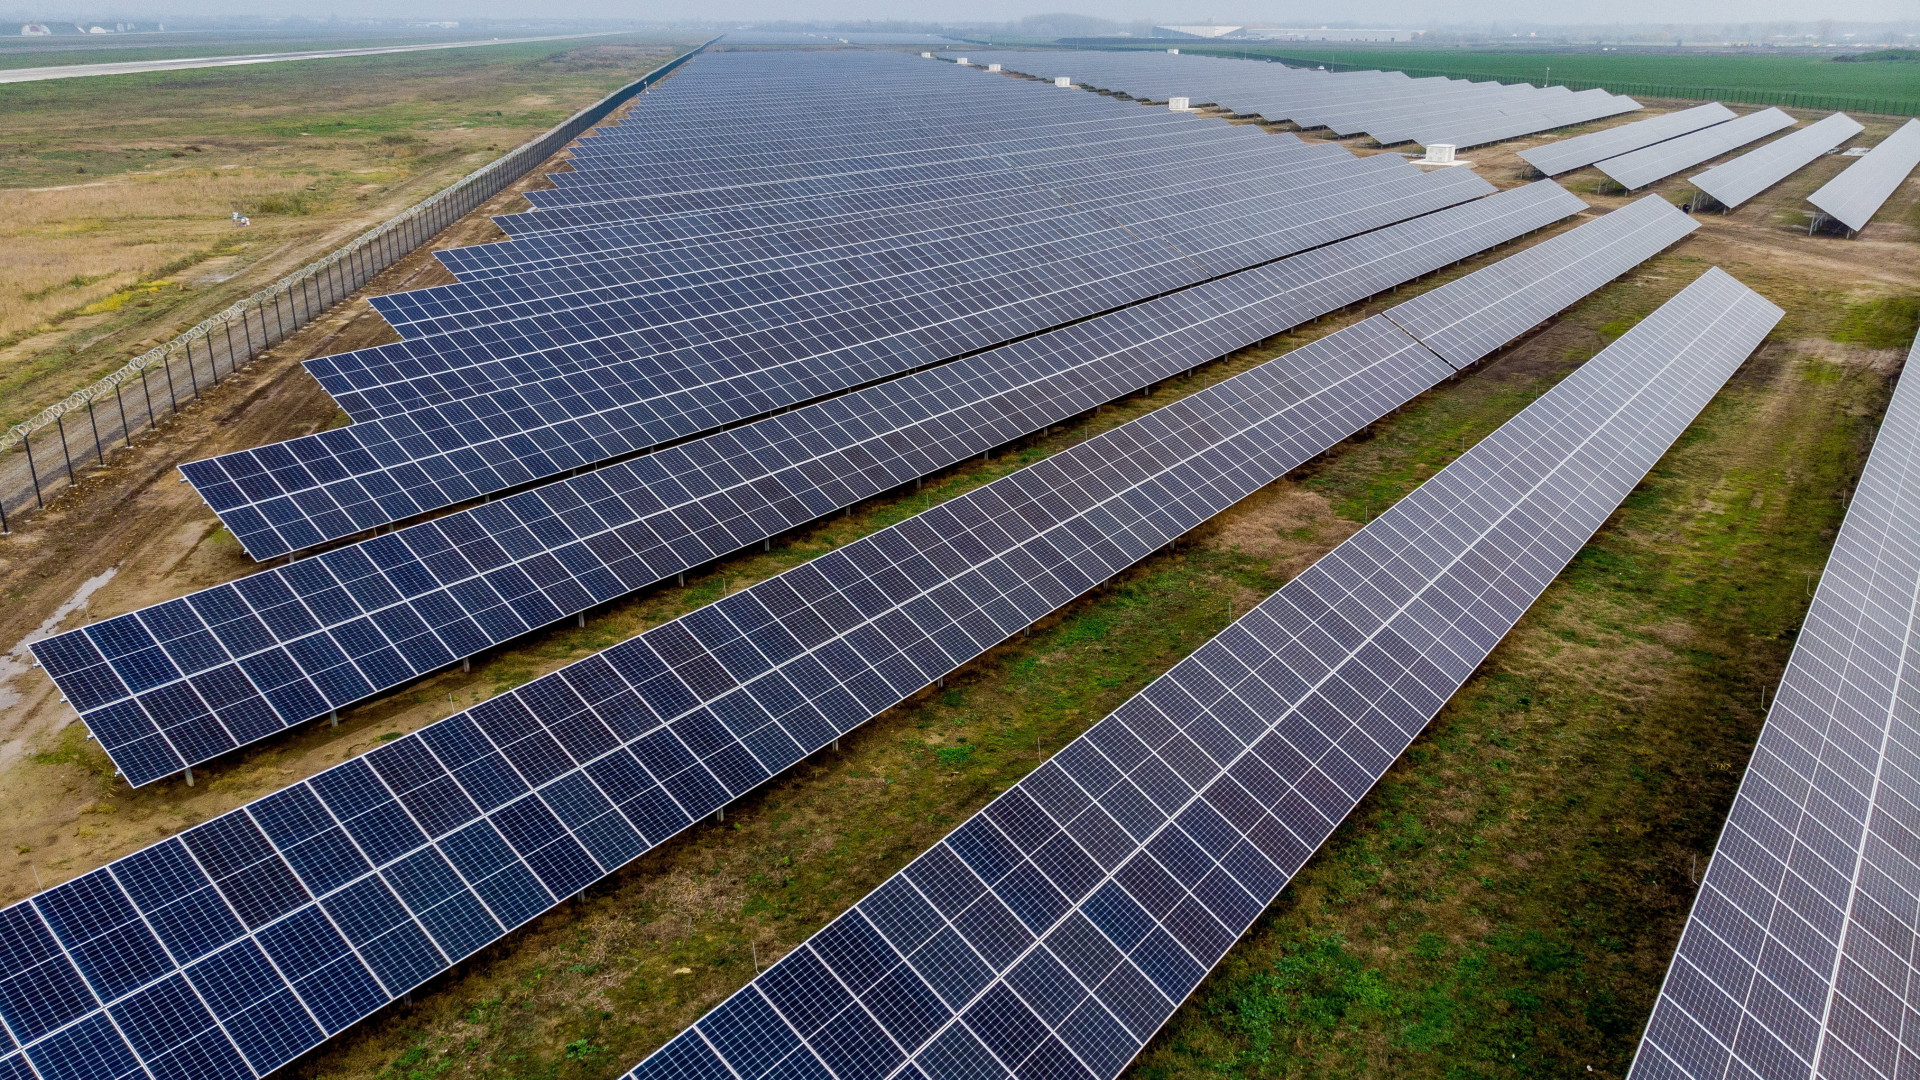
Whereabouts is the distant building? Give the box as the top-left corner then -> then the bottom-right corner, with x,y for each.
85,24 -> 110,33
1154,24 -> 1243,38
19,22 -> 49,34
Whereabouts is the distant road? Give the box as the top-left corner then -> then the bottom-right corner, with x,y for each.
0,32 -> 622,84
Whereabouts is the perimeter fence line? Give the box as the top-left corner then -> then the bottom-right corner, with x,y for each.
1045,41 -> 1920,117
0,38 -> 712,533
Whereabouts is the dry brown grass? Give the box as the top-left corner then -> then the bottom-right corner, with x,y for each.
0,168 -> 354,336
0,38 -> 686,428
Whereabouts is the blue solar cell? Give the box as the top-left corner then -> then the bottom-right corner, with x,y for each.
24,1012 -> 141,1080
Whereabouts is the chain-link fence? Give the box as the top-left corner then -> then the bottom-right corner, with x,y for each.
0,39 -> 710,532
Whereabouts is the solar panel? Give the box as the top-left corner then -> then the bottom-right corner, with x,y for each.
946,49 -> 1640,151
495,126 -> 1265,244
1519,102 -> 1739,176
1594,107 -> 1797,191
535,107 -> 1228,212
446,125 -> 1309,283
1,186 -> 1653,1080
1384,194 -> 1697,366
523,84 -> 1224,219
1411,86 -> 1642,155
36,180 -> 1580,790
325,146 -> 1400,419
1689,112 -> 1863,210
1627,323 -> 1920,1080
460,54 -> 1256,248
537,92 -> 1261,201
617,265 -> 1784,1080
365,139 -> 1360,342
187,162 -> 1486,561
1807,117 -> 1920,233
506,104 -> 1280,239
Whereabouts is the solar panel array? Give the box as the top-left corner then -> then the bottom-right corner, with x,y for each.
186,56 -> 1490,560
372,64 -> 1427,341
1807,118 -> 1920,233
466,111 -> 1327,273
0,195 -> 1688,1080
1689,112 -> 1863,211
355,148 -> 1395,348
939,49 -> 1640,151
1627,323 -> 1920,1080
1594,107 -> 1797,191
1518,101 -> 1738,177
39,179 -> 1598,790
619,265 -> 1784,1080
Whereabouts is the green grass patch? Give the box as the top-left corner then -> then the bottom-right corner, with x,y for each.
1832,296 -> 1920,349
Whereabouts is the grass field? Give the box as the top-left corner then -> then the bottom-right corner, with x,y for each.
1144,45 -> 1920,114
0,34 -> 690,430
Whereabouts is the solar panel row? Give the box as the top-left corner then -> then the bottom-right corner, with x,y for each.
1518,102 -> 1739,177
1,194 -> 1684,1080
206,51 -> 1413,549
1689,112 -> 1863,211
1594,107 -> 1797,191
484,124 -> 1295,262
363,141 -> 1367,345
620,265 -> 1784,1080
497,76 -> 1304,239
507,56 -> 1246,226
1807,118 -> 1920,233
547,55 -> 1152,162
1383,191 -> 1689,366
942,49 -> 1640,151
495,86 -> 1340,244
403,129 -> 1342,308
328,154 -> 1418,418
1627,323 -> 1920,1080
446,138 -> 1302,284
534,107 -> 1231,209
190,162 -> 1481,561
35,180 -> 1575,789
337,147 -> 1386,419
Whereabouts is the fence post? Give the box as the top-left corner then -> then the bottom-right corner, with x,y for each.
84,400 -> 103,466
22,433 -> 43,509
113,380 -> 131,449
196,332 -> 216,386
139,366 -> 156,429
161,352 -> 180,415
53,416 -> 75,486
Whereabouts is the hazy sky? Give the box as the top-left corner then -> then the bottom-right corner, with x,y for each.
34,0 -> 1917,28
